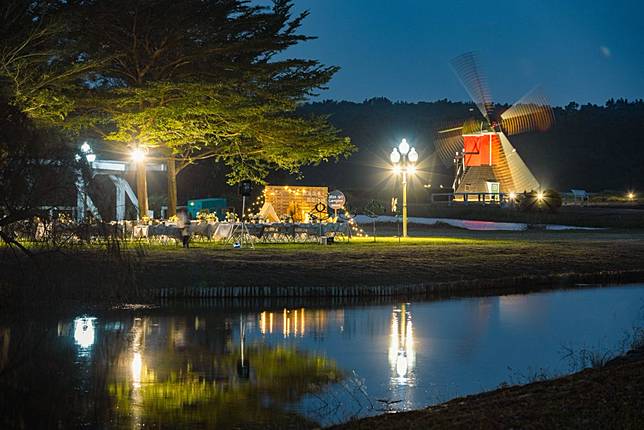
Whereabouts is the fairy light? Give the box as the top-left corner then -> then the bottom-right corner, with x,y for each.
342,206 -> 368,237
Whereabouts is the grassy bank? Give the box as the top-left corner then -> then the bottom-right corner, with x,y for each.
331,348 -> 644,430
2,229 -> 644,306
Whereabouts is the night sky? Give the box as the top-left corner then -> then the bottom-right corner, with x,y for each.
282,0 -> 644,106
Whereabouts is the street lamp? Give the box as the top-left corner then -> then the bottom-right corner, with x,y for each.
390,138 -> 418,238
80,141 -> 96,163
131,148 -> 146,163
131,147 -> 149,219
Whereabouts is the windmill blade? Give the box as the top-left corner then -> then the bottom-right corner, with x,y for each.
433,128 -> 464,168
450,52 -> 495,123
500,86 -> 555,136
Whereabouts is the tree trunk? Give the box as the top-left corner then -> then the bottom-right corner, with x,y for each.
136,161 -> 149,219
167,156 -> 177,218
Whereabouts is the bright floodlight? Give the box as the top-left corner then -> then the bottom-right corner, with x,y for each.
628,192 -> 635,200
80,142 -> 91,153
393,165 -> 402,175
408,147 -> 418,163
398,138 -> 410,155
537,191 -> 544,201
131,148 -> 146,162
407,165 -> 417,175
86,153 -> 96,163
390,148 -> 401,163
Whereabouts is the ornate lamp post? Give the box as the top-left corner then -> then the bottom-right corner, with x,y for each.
390,139 -> 418,238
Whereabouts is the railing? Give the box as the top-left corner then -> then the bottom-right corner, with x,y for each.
430,192 -> 508,205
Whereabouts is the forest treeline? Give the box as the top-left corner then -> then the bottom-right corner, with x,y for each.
289,97 -> 644,198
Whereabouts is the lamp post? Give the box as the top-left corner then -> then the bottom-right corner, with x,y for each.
390,138 -> 418,238
132,148 -> 148,219
76,141 -> 96,222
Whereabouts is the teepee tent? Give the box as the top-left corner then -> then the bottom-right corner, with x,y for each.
258,202 -> 280,223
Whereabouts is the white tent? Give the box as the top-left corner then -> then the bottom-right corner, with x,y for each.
258,202 -> 280,223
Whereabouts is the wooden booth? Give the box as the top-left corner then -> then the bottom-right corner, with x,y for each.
263,185 -> 328,222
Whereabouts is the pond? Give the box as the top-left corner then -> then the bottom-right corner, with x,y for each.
1,284 -> 643,428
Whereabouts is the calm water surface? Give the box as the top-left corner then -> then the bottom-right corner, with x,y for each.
1,285 -> 643,428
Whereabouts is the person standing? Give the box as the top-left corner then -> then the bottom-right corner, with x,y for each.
177,208 -> 191,248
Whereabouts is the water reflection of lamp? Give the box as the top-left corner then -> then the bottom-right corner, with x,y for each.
388,304 -> 415,385
132,352 -> 143,385
237,316 -> 250,379
73,317 -> 96,349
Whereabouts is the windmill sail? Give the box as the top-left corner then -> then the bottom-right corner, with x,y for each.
434,129 -> 464,168
500,86 -> 554,135
492,133 -> 540,193
450,52 -> 495,123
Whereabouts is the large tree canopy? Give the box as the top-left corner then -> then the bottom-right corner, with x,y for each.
38,0 -> 354,215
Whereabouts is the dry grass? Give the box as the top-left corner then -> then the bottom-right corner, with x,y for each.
331,349 -> 644,430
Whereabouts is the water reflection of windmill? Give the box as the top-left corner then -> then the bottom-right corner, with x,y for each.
388,303 -> 415,385
436,52 -> 554,199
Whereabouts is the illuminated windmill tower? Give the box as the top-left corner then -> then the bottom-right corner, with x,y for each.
435,52 -> 554,199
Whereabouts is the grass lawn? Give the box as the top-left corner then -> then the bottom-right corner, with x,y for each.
122,229 -> 644,292
3,228 -> 644,304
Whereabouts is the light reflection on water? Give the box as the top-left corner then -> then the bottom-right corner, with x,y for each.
73,317 -> 96,351
0,284 -> 643,428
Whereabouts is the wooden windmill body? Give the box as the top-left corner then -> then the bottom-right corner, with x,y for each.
455,131 -> 539,195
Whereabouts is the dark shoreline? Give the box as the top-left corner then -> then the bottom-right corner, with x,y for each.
150,269 -> 644,299
331,346 -> 644,430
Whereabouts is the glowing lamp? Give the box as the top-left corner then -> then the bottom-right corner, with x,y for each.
390,148 -> 401,164
393,165 -> 402,175
537,191 -> 544,201
628,192 -> 635,200
407,165 -> 417,175
86,153 -> 96,163
398,138 -> 410,155
408,147 -> 418,163
131,148 -> 146,162
80,142 -> 91,153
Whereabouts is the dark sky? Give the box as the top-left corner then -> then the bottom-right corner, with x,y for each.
281,0 -> 644,106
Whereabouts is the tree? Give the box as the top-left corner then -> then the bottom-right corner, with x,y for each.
0,98 -> 78,253
0,1 -> 98,123
0,1 -> 90,251
58,0 -> 353,217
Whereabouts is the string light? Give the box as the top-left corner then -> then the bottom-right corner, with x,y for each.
342,206 -> 368,237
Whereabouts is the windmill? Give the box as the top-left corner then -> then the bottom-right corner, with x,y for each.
435,52 -> 554,199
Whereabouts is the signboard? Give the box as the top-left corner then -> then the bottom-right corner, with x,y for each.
328,190 -> 346,210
